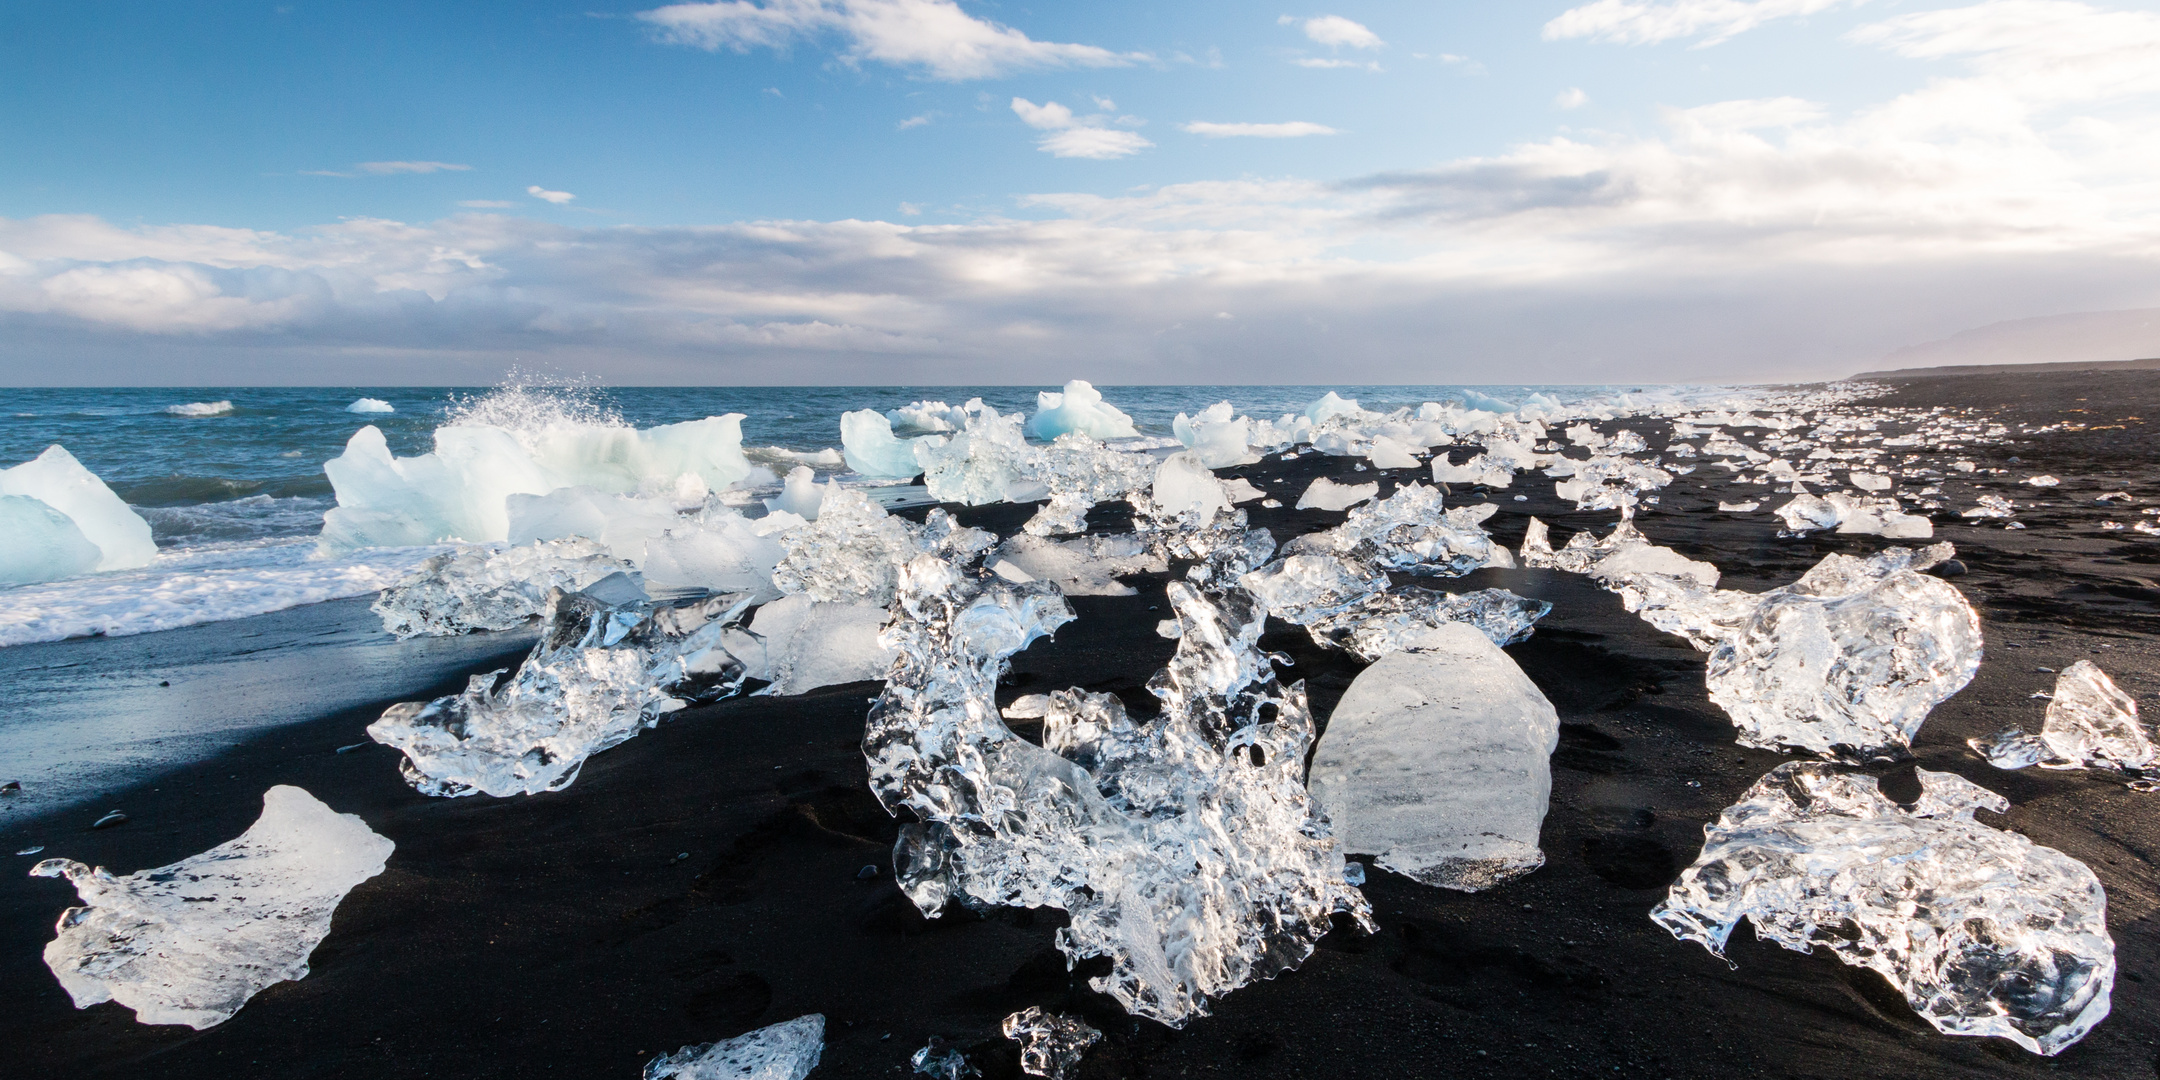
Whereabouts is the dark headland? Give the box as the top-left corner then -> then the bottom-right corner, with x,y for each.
3,368 -> 2157,1080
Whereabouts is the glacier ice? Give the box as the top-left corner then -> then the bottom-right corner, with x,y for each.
1970,660 -> 2154,777
644,1013 -> 825,1080
1024,379 -> 1139,440
1172,401 -> 1262,468
867,552 -> 1370,1027
763,465 -> 829,520
346,397 -> 395,413
1775,492 -> 1932,538
736,595 -> 894,694
320,405 -> 753,551
165,400 -> 234,417
914,402 -> 1039,506
1128,491 -> 1278,588
990,533 -> 1166,596
1365,435 -> 1421,470
644,508 -> 792,599
372,537 -> 633,637
1021,433 -> 1157,537
841,409 -> 930,478
31,785 -> 393,1029
1430,452 -> 1517,488
1295,476 -> 1376,511
368,586 -> 754,796
1303,391 -> 1365,423
1308,622 -> 1560,891
1652,763 -> 2113,1056
0,493 -> 104,586
771,488 -> 992,605
0,445 -> 157,573
888,400 -> 969,434
1311,482 -> 1501,577
507,486 -> 686,563
1238,553 -> 1548,660
1002,1007 -> 1101,1080
1152,451 -> 1230,517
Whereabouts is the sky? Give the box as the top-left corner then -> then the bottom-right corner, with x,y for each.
2,0 -> 2159,386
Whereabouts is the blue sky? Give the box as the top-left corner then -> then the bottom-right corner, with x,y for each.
3,1 -> 2159,385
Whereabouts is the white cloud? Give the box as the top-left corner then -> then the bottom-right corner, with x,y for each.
1012,97 -> 1153,158
358,161 -> 473,175
527,186 -> 576,204
899,201 -> 923,215
637,0 -> 1144,80
1556,87 -> 1589,108
459,200 -> 516,208
1181,121 -> 1339,138
1293,57 -> 1381,70
898,113 -> 934,129
1544,0 -> 1862,47
1288,14 -> 1384,49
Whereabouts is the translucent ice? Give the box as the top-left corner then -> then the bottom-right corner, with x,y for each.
31,785 -> 393,1029
736,595 -> 894,694
1322,482 -> 1500,577
1024,380 -> 1139,440
990,533 -> 1166,596
1303,391 -> 1365,423
911,1041 -> 977,1080
1295,476 -> 1377,511
373,537 -> 633,637
1021,434 -> 1157,536
888,400 -> 969,434
644,508 -> 791,598
763,466 -> 829,520
1173,401 -> 1262,468
1970,661 -> 2154,776
1366,435 -> 1421,470
0,445 -> 157,572
841,409 -> 930,478
1775,493 -> 1931,538
369,587 -> 753,796
645,1013 -> 825,1080
1652,763 -> 2113,1056
1002,1007 -> 1102,1080
914,403 -> 1038,506
507,486 -> 686,563
868,556 -> 1370,1027
1308,623 -> 1560,891
1153,451 -> 1230,517
771,489 -> 992,605
1430,452 -> 1516,488
1128,492 -> 1278,588
0,493 -> 103,586
1238,553 -> 1548,660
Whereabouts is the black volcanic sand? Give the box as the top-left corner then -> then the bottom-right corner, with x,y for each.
4,370 -> 2158,1079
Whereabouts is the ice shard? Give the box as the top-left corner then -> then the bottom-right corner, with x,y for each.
31,785 -> 393,1029
1002,1007 -> 1102,1080
644,1013 -> 825,1080
368,586 -> 754,796
373,538 -> 633,637
1173,401 -> 1262,468
1294,476 -> 1376,511
1652,763 -> 2113,1056
1238,553 -> 1548,660
914,402 -> 1039,505
1307,623 -> 1560,891
1970,660 -> 2155,778
841,408 -> 931,478
736,595 -> 894,694
989,533 -> 1166,596
771,490 -> 993,605
1317,482 -> 1500,577
1128,491 -> 1277,589
867,552 -> 1369,1027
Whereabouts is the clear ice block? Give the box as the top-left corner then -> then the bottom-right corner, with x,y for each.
1002,1007 -> 1102,1080
373,537 -> 632,637
645,1013 -> 825,1080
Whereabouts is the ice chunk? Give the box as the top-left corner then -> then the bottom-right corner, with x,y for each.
1652,763 -> 2113,1056
1962,493 -> 2015,519
763,466 -> 828,520
1971,661 -> 2153,776
736,595 -> 893,694
841,409 -> 929,478
1020,434 -> 1157,537
1173,401 -> 1261,468
2026,474 -> 2061,487
1002,1007 -> 1101,1080
1129,491 -> 1278,588
1024,379 -> 1139,440
1221,476 -> 1265,503
644,508 -> 790,599
346,398 -> 395,414
1589,539 -> 1720,587
1239,553 -> 1547,659
0,445 -> 157,571
165,400 -> 234,417
1717,500 -> 1759,512
1319,482 -> 1499,577
31,785 -> 393,1030
1153,451 -> 1230,517
373,537 -> 633,637
869,558 -> 1370,1027
1705,545 -> 1980,758
992,533 -> 1166,596
1366,435 -> 1421,470
368,588 -> 753,796
0,493 -> 103,586
771,489 -> 992,605
911,1041 -> 977,1080
914,403 -> 1038,506
1430,452 -> 1516,488
1295,476 -> 1376,511
887,400 -> 968,434
1850,470 -> 1892,491
1302,391 -> 1364,423
645,1014 -> 824,1080
507,486 -> 685,563
1775,492 -> 1931,538
1308,622 -> 1559,891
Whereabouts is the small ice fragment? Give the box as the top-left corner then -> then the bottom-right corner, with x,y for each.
1849,471 -> 1892,492
1002,1007 -> 1102,1080
2095,491 -> 2131,502
645,1014 -> 824,1080
2026,474 -> 2061,487
1308,623 -> 1559,891
32,786 -> 393,1030
1717,500 -> 1760,513
762,466 -> 828,520
911,1040 -> 978,1080
17,846 -> 44,856
1973,661 -> 2153,775
737,595 -> 894,694
1366,435 -> 1421,470
1962,493 -> 2015,519
990,533 -> 1166,597
1221,476 -> 1265,503
914,402 -> 1038,506
1024,380 -> 1139,440
1652,763 -> 2113,1056
92,810 -> 127,829
345,398 -> 395,414
1287,479 -> 1373,511
1152,452 -> 1230,518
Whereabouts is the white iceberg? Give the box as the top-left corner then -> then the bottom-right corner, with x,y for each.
346,398 -> 395,414
0,445 -> 158,576
645,1013 -> 824,1080
1308,622 -> 1560,891
1303,391 -> 1364,424
1172,401 -> 1261,468
32,785 -> 393,1030
1653,763 -> 2113,1056
1023,379 -> 1139,440
165,400 -> 234,417
507,486 -> 686,564
840,409 -> 930,478
644,508 -> 792,599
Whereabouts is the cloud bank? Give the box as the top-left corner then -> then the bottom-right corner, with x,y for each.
638,0 -> 1145,80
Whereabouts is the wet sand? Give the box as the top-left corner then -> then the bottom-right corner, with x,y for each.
3,369 -> 2156,1079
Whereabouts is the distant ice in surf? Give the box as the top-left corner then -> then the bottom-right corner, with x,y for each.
345,397 -> 395,414
164,400 -> 234,417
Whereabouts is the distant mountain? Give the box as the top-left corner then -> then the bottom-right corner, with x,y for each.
1854,307 -> 2160,378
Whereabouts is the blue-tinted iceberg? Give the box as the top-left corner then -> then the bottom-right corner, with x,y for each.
841,408 -> 930,478
346,398 -> 395,414
1023,379 -> 1138,440
0,445 -> 158,583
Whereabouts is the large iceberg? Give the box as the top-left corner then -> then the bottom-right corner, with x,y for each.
1307,622 -> 1560,891
368,584 -> 754,796
1970,660 -> 2154,778
644,1013 -> 825,1080
1653,763 -> 2114,1056
868,552 -> 1370,1027
373,537 -> 632,637
1023,379 -> 1139,440
319,406 -> 752,551
0,445 -> 158,579
31,785 -> 393,1030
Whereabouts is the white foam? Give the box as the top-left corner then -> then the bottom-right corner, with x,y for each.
165,401 -> 235,417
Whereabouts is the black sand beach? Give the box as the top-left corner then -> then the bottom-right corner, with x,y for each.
4,370 -> 2157,1080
